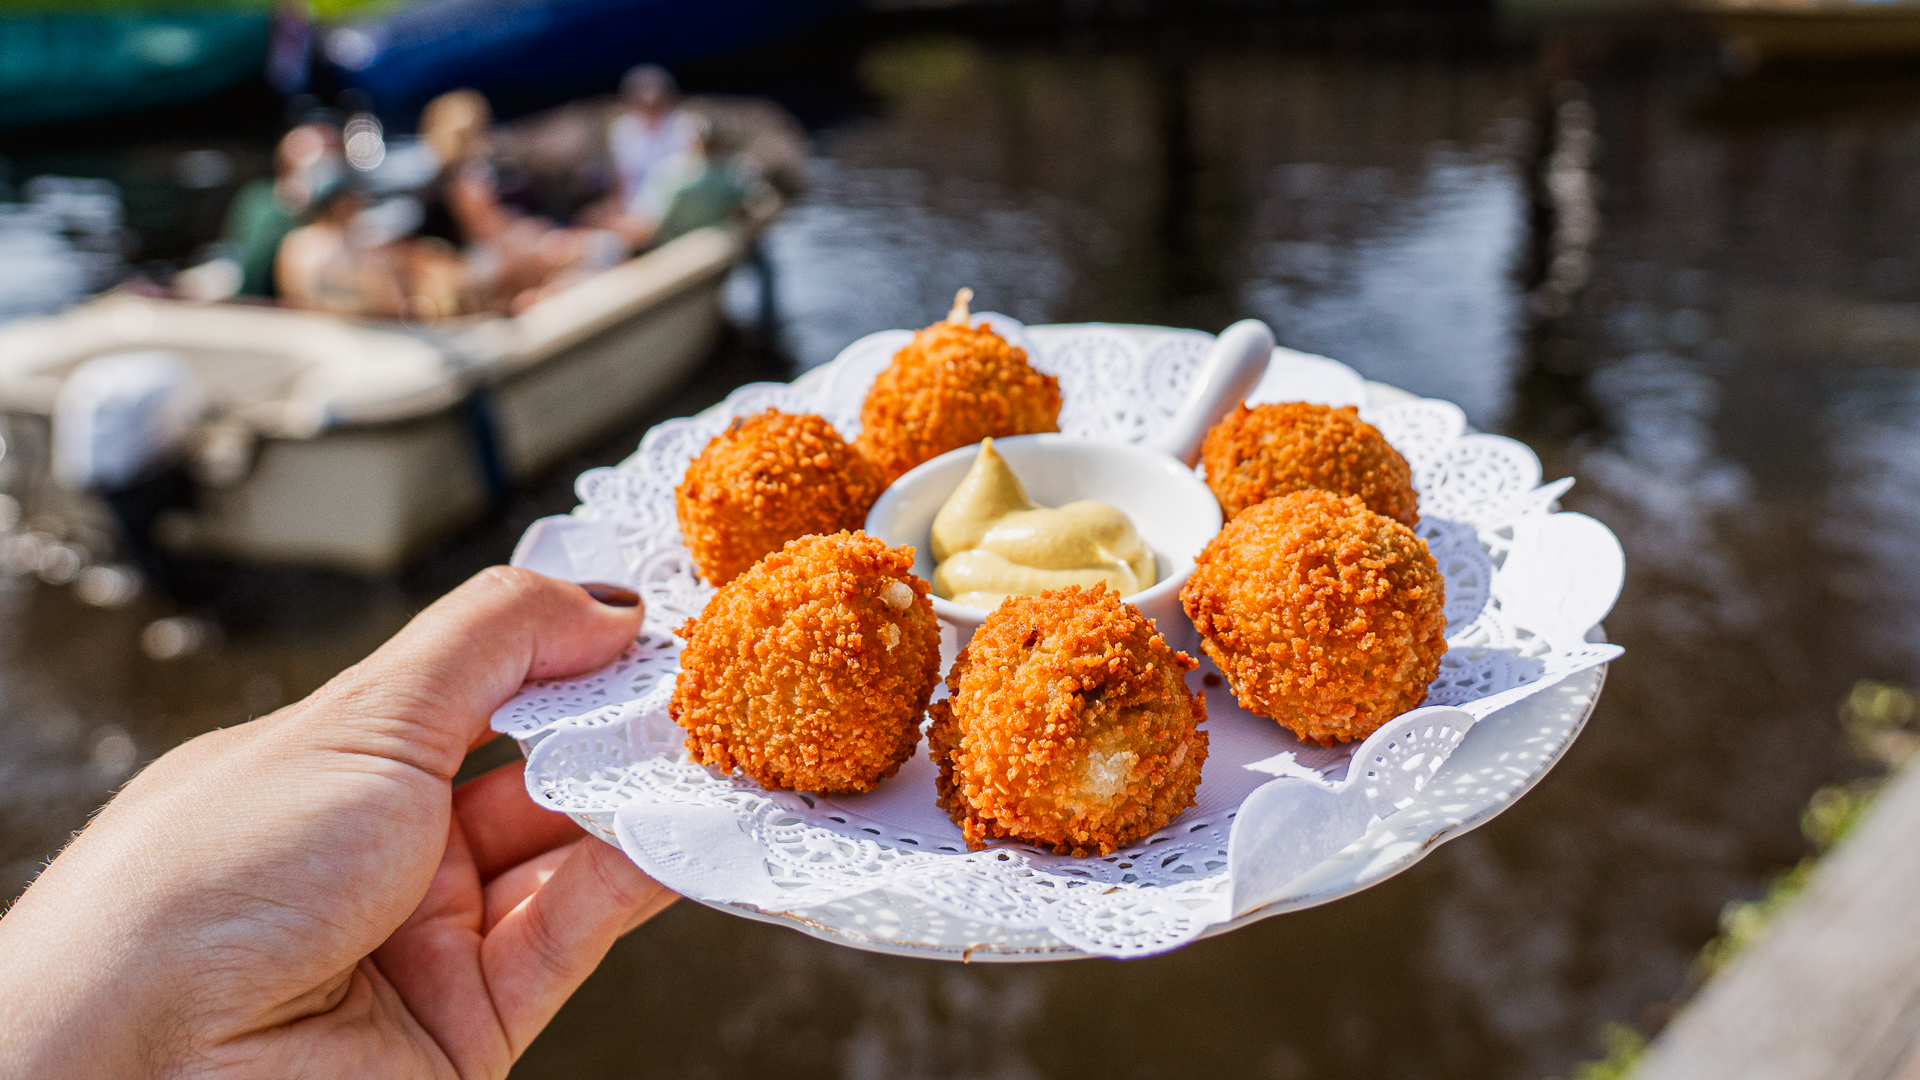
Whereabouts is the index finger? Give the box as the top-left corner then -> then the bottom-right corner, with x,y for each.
457,759 -> 585,882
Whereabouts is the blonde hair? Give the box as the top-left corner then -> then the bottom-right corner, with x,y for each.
420,89 -> 491,165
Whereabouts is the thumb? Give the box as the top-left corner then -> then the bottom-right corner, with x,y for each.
300,567 -> 643,777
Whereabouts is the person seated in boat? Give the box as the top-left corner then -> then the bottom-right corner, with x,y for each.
650,120 -> 753,245
607,65 -> 699,212
415,89 -> 514,253
590,116 -> 750,252
413,89 -> 621,315
274,168 -> 413,318
176,122 -> 344,301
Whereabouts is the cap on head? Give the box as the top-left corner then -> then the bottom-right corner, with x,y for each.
620,64 -> 679,109
306,158 -> 362,213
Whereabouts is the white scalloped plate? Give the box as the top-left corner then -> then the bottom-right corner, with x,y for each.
526,662 -> 1603,960
505,322 -> 1622,961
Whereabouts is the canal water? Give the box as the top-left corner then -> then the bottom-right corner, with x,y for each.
4,11 -> 1918,1079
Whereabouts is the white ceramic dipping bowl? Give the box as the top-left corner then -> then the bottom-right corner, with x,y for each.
864,433 -> 1223,655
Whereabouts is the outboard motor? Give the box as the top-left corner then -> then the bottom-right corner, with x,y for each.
53,350 -> 207,581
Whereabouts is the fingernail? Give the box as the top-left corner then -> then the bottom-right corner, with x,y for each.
580,582 -> 640,608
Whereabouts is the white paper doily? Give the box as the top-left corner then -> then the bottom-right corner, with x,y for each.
495,321 -> 1625,960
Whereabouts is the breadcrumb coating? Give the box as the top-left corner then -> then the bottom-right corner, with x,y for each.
928,584 -> 1209,856
855,320 -> 1062,483
675,409 -> 885,585
1200,402 -> 1418,525
671,531 -> 942,793
1181,490 -> 1446,747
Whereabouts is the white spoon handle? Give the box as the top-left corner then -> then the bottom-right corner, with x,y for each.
1149,318 -> 1275,467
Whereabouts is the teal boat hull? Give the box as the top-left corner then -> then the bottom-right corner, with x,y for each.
0,11 -> 271,130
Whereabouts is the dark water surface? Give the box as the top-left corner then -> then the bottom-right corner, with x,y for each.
5,13 -> 1920,1080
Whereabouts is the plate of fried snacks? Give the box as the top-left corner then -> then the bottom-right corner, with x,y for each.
497,290 -> 1626,960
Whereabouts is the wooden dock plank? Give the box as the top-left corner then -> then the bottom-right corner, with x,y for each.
1635,758 -> 1920,1080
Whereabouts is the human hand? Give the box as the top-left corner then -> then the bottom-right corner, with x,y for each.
0,568 -> 674,1079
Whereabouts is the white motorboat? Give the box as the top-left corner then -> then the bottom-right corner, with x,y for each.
0,221 -> 755,573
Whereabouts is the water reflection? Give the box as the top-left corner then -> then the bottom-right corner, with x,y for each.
1823,368 -> 1920,675
0,177 -> 127,319
765,35 -> 1535,433
1245,154 -> 1527,426
4,15 -> 1920,1080
768,157 -> 1081,369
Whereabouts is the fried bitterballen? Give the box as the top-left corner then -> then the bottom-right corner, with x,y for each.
1181,490 -> 1446,747
1200,402 -> 1418,525
671,531 -> 941,793
675,409 -> 885,586
856,289 -> 1062,483
928,584 -> 1209,856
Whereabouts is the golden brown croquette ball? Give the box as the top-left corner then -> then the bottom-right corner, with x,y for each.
855,292 -> 1061,484
671,531 -> 941,793
928,584 -> 1209,856
1181,490 -> 1446,747
675,409 -> 885,586
1200,402 -> 1418,525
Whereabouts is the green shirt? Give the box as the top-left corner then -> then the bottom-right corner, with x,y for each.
655,164 -> 747,245
221,178 -> 302,298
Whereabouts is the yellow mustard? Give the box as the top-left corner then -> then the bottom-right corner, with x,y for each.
930,439 -> 1156,609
